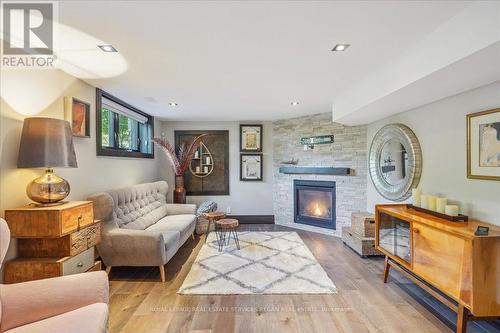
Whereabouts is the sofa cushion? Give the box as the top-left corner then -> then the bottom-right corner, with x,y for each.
4,303 -> 108,333
146,214 -> 196,242
108,181 -> 168,230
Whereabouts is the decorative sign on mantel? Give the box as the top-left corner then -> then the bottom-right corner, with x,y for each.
300,135 -> 334,150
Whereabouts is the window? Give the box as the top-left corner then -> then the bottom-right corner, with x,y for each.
96,89 -> 154,158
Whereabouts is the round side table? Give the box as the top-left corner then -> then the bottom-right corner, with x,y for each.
215,218 -> 240,252
203,211 -> 226,243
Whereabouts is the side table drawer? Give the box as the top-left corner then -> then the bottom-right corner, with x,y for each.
62,247 -> 94,275
61,202 -> 94,234
4,247 -> 96,284
18,222 -> 101,257
5,201 -> 95,237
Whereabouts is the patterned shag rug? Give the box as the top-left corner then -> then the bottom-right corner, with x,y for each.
178,231 -> 337,294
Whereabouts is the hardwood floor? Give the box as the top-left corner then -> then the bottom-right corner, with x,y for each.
106,224 -> 489,333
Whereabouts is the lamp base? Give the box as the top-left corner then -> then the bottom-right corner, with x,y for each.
27,168 -> 70,205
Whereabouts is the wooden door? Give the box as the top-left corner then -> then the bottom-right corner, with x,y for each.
412,222 -> 472,304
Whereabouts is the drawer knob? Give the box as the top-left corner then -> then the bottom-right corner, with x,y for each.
77,262 -> 84,267
413,228 -> 420,234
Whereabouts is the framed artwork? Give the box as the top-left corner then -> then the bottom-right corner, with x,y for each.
240,124 -> 262,152
64,96 -> 90,138
467,108 -> 500,181
175,130 -> 229,195
240,154 -> 263,181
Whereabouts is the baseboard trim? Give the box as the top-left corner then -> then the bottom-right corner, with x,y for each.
227,215 -> 275,224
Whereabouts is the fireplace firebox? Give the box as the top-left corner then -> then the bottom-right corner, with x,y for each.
294,179 -> 336,230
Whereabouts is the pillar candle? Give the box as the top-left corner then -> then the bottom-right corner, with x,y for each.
420,195 -> 428,209
194,150 -> 199,158
412,188 -> 422,207
195,166 -> 201,173
204,166 -> 209,173
206,156 -> 211,164
445,205 -> 459,216
436,197 -> 447,214
427,196 -> 437,211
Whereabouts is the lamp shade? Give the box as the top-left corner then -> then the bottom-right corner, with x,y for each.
17,117 -> 78,168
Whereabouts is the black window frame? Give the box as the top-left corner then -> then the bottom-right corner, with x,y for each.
96,88 -> 154,159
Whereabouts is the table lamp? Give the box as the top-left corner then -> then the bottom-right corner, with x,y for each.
17,117 -> 78,206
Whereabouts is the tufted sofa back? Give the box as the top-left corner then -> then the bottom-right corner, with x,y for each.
106,181 -> 169,230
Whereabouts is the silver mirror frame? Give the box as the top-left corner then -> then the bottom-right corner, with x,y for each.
369,124 -> 422,201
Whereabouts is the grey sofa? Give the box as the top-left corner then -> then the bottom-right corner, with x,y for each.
87,181 -> 196,282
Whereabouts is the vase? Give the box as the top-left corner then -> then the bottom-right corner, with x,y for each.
173,175 -> 186,204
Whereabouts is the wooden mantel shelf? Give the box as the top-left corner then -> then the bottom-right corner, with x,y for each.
278,166 -> 351,175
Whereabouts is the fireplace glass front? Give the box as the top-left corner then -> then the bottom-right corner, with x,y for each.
294,180 -> 336,229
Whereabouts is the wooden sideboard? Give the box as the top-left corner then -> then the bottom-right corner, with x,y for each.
375,204 -> 500,333
4,201 -> 101,283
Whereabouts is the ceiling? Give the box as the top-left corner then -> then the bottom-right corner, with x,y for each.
56,1 -> 473,122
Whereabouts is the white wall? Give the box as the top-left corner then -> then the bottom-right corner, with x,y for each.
366,81 -> 500,225
159,121 -> 274,215
0,69 -> 161,266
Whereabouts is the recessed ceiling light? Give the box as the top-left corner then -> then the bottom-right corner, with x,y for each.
98,45 -> 118,52
291,101 -> 299,106
169,102 -> 178,107
331,44 -> 350,52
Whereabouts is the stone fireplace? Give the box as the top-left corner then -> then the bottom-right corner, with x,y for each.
294,180 -> 336,229
273,113 -> 367,237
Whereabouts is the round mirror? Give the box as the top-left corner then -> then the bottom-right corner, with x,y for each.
369,124 -> 422,201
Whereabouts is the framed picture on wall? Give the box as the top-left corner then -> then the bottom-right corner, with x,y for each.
240,124 -> 262,152
64,96 -> 90,138
467,107 -> 500,181
240,154 -> 263,181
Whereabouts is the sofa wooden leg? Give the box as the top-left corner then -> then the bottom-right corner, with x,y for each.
159,265 -> 166,283
192,232 -> 195,240
105,266 -> 112,275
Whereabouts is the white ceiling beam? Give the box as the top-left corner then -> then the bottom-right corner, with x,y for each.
332,1 -> 500,125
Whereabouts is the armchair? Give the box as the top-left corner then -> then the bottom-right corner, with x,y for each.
0,218 -> 109,333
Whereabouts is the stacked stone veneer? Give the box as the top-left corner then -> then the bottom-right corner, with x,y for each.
273,113 -> 367,237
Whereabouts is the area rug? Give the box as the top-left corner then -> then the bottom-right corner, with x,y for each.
178,231 -> 337,294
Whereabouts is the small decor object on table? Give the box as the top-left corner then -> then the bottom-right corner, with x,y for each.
240,154 -> 263,181
240,124 -> 262,152
153,134 -> 206,203
203,211 -> 226,243
215,218 -> 240,252
467,107 -> 500,180
17,118 -> 78,206
64,96 -> 90,137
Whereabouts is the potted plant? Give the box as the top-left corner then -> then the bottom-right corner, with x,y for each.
153,134 -> 206,203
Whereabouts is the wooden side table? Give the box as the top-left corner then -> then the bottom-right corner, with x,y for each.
215,218 -> 240,252
4,201 -> 102,283
203,211 -> 226,243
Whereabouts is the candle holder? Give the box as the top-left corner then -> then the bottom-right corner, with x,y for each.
406,204 -> 468,222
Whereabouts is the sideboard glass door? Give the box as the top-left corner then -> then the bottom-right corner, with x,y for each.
378,212 -> 411,264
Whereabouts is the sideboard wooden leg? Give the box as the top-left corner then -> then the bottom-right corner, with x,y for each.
456,304 -> 468,333
383,256 -> 390,283
105,266 -> 112,275
159,265 -> 166,283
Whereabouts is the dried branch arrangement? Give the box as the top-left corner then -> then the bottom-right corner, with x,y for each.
153,134 -> 207,176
